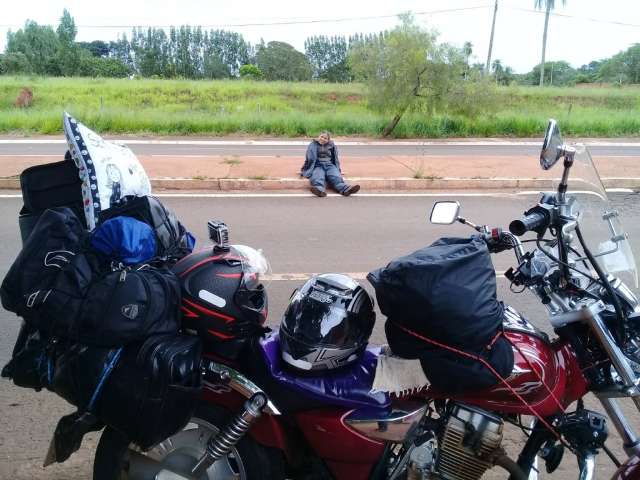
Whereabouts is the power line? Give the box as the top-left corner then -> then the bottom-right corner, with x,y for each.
506,6 -> 640,29
0,5 -> 491,30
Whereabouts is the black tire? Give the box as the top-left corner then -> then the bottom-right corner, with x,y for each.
93,403 -> 285,480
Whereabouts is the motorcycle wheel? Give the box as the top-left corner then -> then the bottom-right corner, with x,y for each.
93,403 -> 285,480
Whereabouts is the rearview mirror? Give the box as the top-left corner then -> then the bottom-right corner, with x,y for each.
430,201 -> 460,224
540,119 -> 563,170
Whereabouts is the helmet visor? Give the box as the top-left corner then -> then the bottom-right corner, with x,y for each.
284,289 -> 367,349
232,244 -> 271,291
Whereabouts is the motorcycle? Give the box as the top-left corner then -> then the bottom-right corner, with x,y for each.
93,119 -> 640,480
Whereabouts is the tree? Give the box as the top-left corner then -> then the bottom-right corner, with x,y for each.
5,21 -> 60,74
576,60 -> 602,83
599,55 -> 629,85
78,52 -> 129,77
131,27 -> 170,77
56,9 -> 77,45
491,59 -> 515,85
462,41 -> 473,79
305,36 -> 351,82
109,35 -> 134,73
205,30 -> 250,77
525,60 -> 576,86
1,52 -> 31,74
56,9 -> 81,75
77,40 -> 111,58
349,14 -> 488,137
535,0 -> 566,86
255,42 -> 312,81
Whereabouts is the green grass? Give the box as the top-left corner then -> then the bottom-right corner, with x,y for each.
1,76 -> 640,137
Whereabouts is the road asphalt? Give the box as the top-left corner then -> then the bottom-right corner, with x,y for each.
1,137 -> 639,191
2,193 -> 640,479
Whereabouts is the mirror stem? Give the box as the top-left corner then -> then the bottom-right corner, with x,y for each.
458,217 -> 482,232
556,147 -> 576,204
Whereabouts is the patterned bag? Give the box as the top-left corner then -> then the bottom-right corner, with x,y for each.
63,112 -> 151,229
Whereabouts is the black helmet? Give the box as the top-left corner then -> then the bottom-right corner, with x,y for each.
280,273 -> 375,372
172,244 -> 269,350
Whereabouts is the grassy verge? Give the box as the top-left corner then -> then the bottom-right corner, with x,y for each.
1,76 -> 639,137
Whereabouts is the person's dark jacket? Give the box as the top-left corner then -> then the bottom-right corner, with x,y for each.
300,140 -> 341,178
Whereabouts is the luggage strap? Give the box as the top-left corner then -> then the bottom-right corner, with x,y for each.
87,347 -> 123,412
392,322 -> 572,449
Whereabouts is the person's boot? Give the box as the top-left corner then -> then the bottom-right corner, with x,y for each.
341,184 -> 360,196
310,186 -> 327,197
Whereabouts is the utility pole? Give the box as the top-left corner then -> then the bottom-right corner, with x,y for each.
486,0 -> 498,74
539,1 -> 552,86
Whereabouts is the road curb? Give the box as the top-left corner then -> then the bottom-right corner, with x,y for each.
1,177 -> 637,192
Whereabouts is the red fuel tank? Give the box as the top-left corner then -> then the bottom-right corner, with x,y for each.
424,306 -> 589,417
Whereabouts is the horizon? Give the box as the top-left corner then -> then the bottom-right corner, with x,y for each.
1,0 -> 640,74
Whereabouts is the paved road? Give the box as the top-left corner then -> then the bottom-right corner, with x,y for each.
1,140 -> 640,158
2,193 -> 640,479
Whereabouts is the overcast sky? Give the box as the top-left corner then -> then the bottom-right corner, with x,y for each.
2,0 -> 639,73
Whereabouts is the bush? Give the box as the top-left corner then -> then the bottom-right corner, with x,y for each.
239,64 -> 262,80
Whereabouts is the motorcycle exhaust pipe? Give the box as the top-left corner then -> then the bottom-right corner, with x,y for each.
190,392 -> 268,478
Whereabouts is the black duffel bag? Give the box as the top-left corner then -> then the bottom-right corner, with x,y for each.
77,266 -> 181,347
97,334 -> 202,449
98,195 -> 194,260
368,235 -> 514,393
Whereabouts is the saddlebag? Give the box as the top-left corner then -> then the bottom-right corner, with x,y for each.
368,235 -> 514,393
46,334 -> 201,458
96,334 -> 202,449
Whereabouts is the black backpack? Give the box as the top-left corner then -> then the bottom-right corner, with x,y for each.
77,265 -> 181,346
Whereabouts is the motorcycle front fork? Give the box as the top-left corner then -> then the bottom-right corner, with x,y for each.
513,412 -> 611,480
598,396 -> 640,457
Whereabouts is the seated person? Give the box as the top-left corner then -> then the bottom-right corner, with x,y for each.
300,131 -> 360,197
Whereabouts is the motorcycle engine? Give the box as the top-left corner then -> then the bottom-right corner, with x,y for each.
408,403 -> 504,480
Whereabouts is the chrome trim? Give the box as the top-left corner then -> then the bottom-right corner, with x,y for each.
549,299 -> 605,328
585,312 -> 640,393
344,400 -> 427,443
598,397 -> 640,457
527,418 -> 539,480
204,360 -> 281,415
609,276 -> 639,309
578,454 -> 595,480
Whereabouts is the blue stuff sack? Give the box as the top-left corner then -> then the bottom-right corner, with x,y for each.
91,216 -> 156,265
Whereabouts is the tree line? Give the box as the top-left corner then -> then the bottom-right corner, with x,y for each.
3,9 -> 640,86
0,10 -> 379,82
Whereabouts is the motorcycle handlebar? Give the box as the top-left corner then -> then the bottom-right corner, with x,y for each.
509,212 -> 548,237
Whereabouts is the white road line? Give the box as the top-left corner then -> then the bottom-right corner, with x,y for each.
0,154 -> 60,157
1,139 -> 639,147
0,189 -> 634,199
264,272 -> 507,281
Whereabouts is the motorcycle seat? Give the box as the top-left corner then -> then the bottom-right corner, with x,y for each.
242,332 -> 390,413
